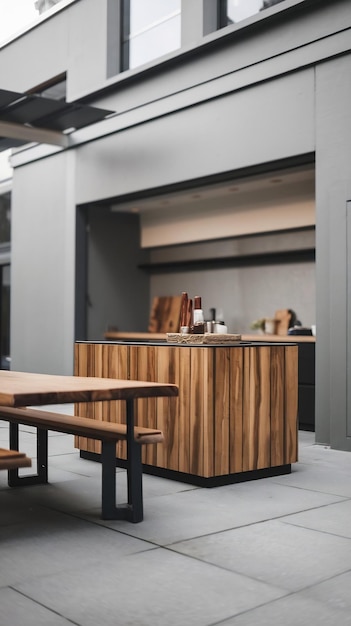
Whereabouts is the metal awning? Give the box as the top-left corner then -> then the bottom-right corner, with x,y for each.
0,88 -> 114,152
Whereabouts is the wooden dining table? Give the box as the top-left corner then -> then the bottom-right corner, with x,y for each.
0,370 -> 178,407
0,370 -> 178,520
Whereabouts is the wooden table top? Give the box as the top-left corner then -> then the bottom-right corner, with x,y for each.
0,370 -> 178,408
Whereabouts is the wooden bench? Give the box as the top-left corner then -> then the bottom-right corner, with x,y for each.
0,448 -> 32,470
0,406 -> 164,522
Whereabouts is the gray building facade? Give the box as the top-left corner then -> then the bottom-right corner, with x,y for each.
0,0 -> 350,451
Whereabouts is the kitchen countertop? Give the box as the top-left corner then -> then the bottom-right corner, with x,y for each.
103,331 -> 316,343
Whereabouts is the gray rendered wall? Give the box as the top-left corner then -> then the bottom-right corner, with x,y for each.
4,0 -> 351,452
315,54 -> 351,451
148,230 -> 316,334
10,151 -> 76,374
75,69 -> 314,205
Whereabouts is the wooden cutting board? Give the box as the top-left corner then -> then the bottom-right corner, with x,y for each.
275,309 -> 292,335
148,296 -> 183,333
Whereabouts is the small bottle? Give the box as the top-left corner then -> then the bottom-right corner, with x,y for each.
193,296 -> 204,324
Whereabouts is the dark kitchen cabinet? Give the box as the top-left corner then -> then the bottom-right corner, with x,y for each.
297,342 -> 315,431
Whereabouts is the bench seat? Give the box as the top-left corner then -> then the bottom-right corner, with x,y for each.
0,447 -> 32,470
0,405 -> 164,522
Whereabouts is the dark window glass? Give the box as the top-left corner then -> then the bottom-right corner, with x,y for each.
122,0 -> 181,71
0,264 -> 10,369
220,0 -> 287,28
0,193 -> 11,244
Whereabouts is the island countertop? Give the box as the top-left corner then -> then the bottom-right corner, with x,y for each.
74,340 -> 298,486
103,330 -> 315,343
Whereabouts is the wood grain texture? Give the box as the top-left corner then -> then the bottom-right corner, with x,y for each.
148,295 -> 182,332
0,448 -> 32,470
0,368 -> 177,407
178,347 -> 191,473
270,346 -> 285,466
285,345 -> 299,463
75,342 -> 297,478
214,347 -> 230,476
229,348 -> 244,474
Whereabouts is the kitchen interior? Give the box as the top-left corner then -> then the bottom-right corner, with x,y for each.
78,163 -> 316,431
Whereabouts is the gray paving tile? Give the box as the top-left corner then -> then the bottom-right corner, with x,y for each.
217,590 -> 351,625
282,499 -> 351,539
14,548 -> 286,626
0,504 -> 154,588
92,479 -> 345,545
49,452 -> 106,477
1,473 -> 114,515
297,430 -> 316,447
170,519 -> 351,592
272,446 -> 351,497
0,588 -> 74,626
301,570 -> 351,613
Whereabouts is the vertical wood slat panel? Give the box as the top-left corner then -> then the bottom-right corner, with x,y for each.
114,343 -> 129,459
74,343 -> 88,452
178,347 -> 191,474
270,346 -> 285,466
243,347 -> 257,471
156,346 -> 179,471
74,342 -> 298,478
214,347 -> 230,475
242,347 -> 251,471
285,345 -> 298,463
256,346 -> 271,470
92,343 -> 104,454
189,348 -> 208,476
229,348 -> 243,474
202,348 -> 214,477
242,347 -> 271,471
75,343 -> 98,452
135,345 -> 157,465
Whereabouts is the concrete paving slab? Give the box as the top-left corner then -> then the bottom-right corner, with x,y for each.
91,479 -> 345,545
217,590 -> 351,625
282,499 -> 351,539
14,548 -> 286,626
169,519 -> 351,592
0,588 -> 74,626
0,505 -> 154,588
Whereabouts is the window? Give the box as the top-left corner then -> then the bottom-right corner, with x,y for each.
121,0 -> 181,71
219,0 -> 287,28
0,193 -> 11,244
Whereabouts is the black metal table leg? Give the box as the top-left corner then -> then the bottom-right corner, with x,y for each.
8,423 -> 48,487
126,399 -> 143,522
100,400 -> 143,522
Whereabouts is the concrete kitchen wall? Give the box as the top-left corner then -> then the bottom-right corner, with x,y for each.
148,229 -> 315,334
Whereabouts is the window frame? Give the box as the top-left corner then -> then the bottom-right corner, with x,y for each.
120,0 -> 181,73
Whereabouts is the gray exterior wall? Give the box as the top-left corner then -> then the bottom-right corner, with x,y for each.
1,0 -> 351,450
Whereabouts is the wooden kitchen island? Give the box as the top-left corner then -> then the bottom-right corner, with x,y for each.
74,340 -> 298,486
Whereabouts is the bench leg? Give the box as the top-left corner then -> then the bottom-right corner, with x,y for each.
8,423 -> 48,487
126,399 -> 143,522
101,440 -> 143,522
100,400 -> 143,523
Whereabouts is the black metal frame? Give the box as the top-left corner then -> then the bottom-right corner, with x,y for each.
7,399 -> 144,523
